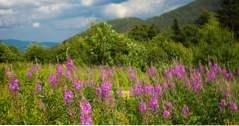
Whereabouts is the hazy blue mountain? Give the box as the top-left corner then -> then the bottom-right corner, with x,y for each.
0,39 -> 58,51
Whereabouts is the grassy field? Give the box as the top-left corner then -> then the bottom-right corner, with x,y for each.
0,59 -> 238,124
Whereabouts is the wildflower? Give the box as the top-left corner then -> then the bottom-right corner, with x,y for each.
101,81 -> 112,98
207,70 -> 216,82
191,71 -> 202,93
128,66 -> 136,81
219,99 -> 226,109
49,74 -> 57,87
27,70 -> 33,78
27,65 -> 40,78
144,84 -> 154,96
9,78 -> 20,92
164,101 -> 173,112
139,101 -> 147,113
149,97 -> 158,111
147,66 -> 157,77
165,68 -> 174,80
134,81 -> 143,96
80,99 -> 93,125
56,64 -> 63,76
222,69 -> 233,81
101,68 -> 113,81
66,57 -> 75,71
155,84 -> 162,96
73,80 -> 82,90
64,89 -> 74,104
182,105 -> 190,118
228,101 -> 238,112
163,110 -> 171,119
65,69 -> 72,80
174,64 -> 186,80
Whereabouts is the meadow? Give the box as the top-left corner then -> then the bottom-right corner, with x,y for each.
0,58 -> 238,125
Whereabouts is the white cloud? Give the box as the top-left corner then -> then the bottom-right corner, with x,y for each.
53,17 -> 97,30
103,0 -> 193,18
0,9 -> 14,16
104,0 -> 164,18
32,22 -> 40,28
81,0 -> 95,6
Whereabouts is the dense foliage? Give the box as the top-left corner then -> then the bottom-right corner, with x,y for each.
0,59 -> 238,124
1,12 -> 238,70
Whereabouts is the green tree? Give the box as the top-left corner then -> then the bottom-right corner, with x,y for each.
128,24 -> 159,41
171,18 -> 183,42
217,0 -> 239,38
24,44 -> 48,63
0,44 -> 19,62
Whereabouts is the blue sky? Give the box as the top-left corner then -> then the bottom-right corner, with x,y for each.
0,0 -> 193,42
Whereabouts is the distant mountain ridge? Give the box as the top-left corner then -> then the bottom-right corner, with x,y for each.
108,0 -> 223,32
0,39 -> 58,51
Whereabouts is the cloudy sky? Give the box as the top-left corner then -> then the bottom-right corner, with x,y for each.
0,0 -> 193,42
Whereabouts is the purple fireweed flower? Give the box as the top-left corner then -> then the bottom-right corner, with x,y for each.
9,78 -> 20,92
164,101 -> 173,112
66,57 -> 75,71
49,74 -> 57,87
219,99 -> 227,109
128,66 -> 137,81
191,71 -> 202,93
222,69 -> 233,81
174,64 -> 186,80
64,89 -> 74,104
165,68 -> 174,80
228,101 -> 238,112
163,110 -> 171,119
207,70 -> 216,82
144,84 -> 154,96
134,81 -> 143,96
182,105 -> 190,118
101,68 -> 113,81
139,101 -> 147,113
73,80 -> 82,90
147,66 -> 157,77
65,69 -> 72,80
26,65 -> 40,78
27,70 -> 33,78
80,99 -> 93,125
80,100 -> 92,114
149,97 -> 158,111
96,87 -> 102,96
100,81 -> 112,98
155,84 -> 162,96
80,113 -> 93,125
56,64 -> 63,76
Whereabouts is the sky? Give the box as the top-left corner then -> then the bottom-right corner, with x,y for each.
0,0 -> 194,42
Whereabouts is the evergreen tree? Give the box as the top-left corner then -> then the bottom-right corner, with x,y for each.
171,18 -> 183,42
217,0 -> 239,38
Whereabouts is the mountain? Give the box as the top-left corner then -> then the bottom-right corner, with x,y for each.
148,0 -> 223,29
108,17 -> 149,33
108,0 -> 223,32
0,39 -> 58,51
